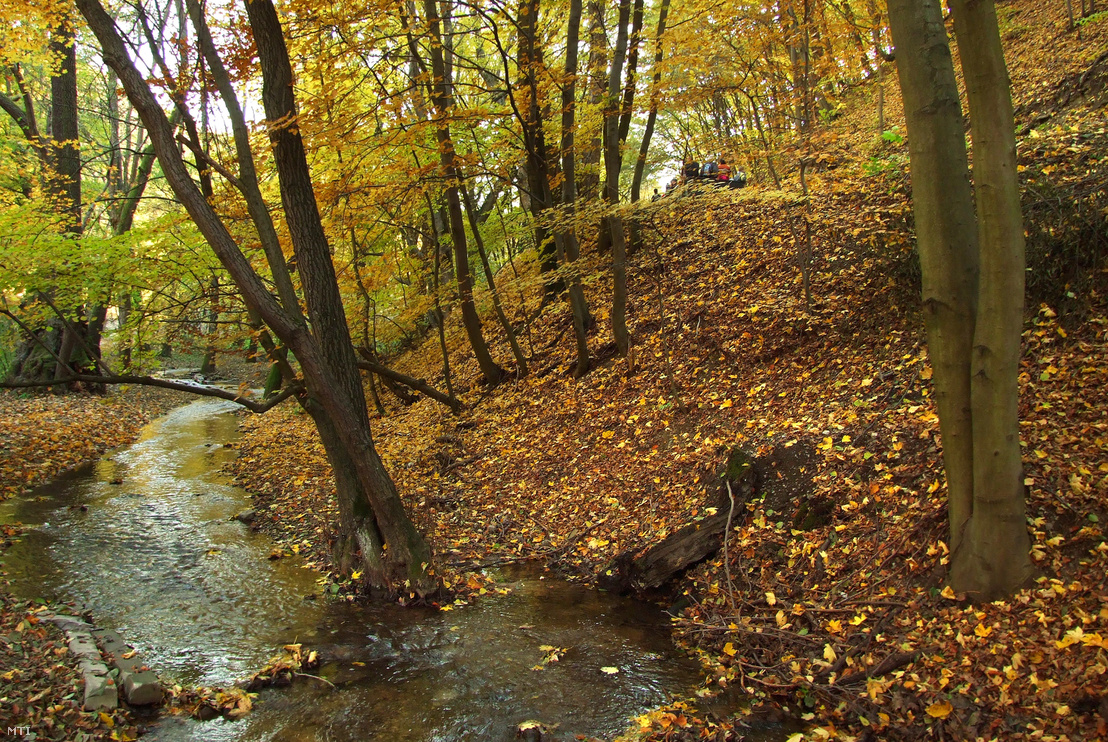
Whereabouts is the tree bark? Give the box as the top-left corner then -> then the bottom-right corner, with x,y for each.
630,0 -> 670,204
460,180 -> 528,376
888,0 -> 978,561
578,0 -> 608,202
605,0 -> 632,357
422,0 -> 504,386
559,0 -> 592,377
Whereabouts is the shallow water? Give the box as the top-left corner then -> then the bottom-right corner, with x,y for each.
0,399 -> 775,741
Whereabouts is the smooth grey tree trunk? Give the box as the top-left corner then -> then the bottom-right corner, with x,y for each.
888,0 -> 1032,599
950,0 -> 1034,598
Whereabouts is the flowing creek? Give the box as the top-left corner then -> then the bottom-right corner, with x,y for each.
0,400 -> 780,741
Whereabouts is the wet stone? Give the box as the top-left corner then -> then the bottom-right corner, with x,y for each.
82,671 -> 118,711
94,629 -> 164,706
124,670 -> 163,706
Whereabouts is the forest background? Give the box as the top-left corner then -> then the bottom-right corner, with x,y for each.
2,0 -> 1108,739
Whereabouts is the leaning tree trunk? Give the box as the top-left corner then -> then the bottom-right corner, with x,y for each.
77,0 -> 436,596
243,0 -> 436,592
949,0 -> 1033,598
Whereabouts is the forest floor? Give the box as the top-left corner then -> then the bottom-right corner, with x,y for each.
227,3 -> 1108,741
1,1 -> 1105,741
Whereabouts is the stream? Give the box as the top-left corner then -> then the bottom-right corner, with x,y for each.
0,399 -> 775,741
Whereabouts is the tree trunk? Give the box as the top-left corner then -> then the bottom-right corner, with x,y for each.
559,0 -> 592,377
460,180 -> 528,375
578,0 -> 608,202
422,0 -> 504,386
949,0 -> 1034,598
630,0 -> 670,204
887,0 -> 1032,600
605,0 -> 632,358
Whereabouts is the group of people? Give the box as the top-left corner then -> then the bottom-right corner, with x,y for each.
656,157 -> 748,198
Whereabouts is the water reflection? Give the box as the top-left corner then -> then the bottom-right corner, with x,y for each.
0,400 -> 322,685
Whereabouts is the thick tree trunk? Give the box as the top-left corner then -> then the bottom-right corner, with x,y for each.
949,0 -> 1034,598
887,0 -> 978,560
244,0 -> 436,593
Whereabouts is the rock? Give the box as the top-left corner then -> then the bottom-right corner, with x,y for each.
82,672 -> 118,711
94,629 -> 164,707
123,670 -> 163,705
68,634 -> 101,661
516,720 -> 555,741
42,614 -> 92,634
234,509 -> 256,524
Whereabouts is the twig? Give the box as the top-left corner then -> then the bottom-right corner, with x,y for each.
1,372 -> 302,413
723,481 -> 737,612
293,672 -> 335,688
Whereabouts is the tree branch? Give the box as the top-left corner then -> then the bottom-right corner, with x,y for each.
0,372 -> 303,413
356,349 -> 463,413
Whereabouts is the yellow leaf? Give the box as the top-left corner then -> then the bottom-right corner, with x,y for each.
723,642 -> 737,657
601,430 -> 615,439
765,591 -> 777,606
720,399 -> 733,409
926,699 -> 953,718
823,644 -> 837,662
99,711 -> 115,727
351,570 -> 363,580
940,585 -> 956,599
974,623 -> 993,638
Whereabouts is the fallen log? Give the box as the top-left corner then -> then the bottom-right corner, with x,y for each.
598,447 -> 757,594
599,514 -> 731,594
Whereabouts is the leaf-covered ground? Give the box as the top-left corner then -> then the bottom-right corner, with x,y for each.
227,3 -> 1108,740
0,387 -> 187,502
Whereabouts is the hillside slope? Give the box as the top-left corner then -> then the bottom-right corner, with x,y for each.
230,3 -> 1108,739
